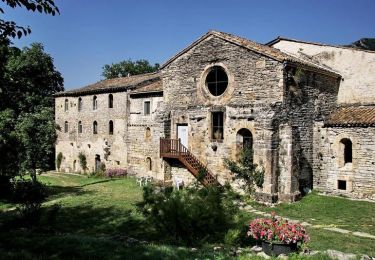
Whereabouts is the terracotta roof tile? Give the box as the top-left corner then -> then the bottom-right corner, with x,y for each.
130,79 -> 163,94
54,72 -> 161,97
325,106 -> 375,127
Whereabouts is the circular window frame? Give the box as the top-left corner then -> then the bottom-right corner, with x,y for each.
199,63 -> 234,101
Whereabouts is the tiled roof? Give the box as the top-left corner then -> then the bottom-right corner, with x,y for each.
54,72 -> 161,97
266,36 -> 375,54
325,106 -> 375,127
161,30 -> 341,78
130,79 -> 163,94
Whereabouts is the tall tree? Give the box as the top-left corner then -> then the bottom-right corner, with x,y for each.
0,0 -> 59,39
0,41 -> 63,183
102,59 -> 159,79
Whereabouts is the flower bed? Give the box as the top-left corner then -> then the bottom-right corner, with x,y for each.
105,168 -> 127,178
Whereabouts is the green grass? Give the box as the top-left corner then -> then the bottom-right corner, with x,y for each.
251,191 -> 375,235
0,173 -> 374,258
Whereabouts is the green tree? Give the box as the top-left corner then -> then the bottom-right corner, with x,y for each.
0,0 -> 59,39
102,59 -> 159,79
0,40 -> 63,185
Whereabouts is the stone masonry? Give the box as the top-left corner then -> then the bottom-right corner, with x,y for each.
54,31 -> 374,202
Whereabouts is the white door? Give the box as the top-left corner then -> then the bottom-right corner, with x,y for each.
177,125 -> 188,147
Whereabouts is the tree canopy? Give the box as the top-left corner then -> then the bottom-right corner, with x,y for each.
0,40 -> 63,181
0,0 -> 59,39
102,59 -> 160,79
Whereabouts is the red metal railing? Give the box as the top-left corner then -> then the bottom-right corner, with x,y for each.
160,138 -> 221,187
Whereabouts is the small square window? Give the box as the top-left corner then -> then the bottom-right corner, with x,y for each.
144,101 -> 151,115
338,180 -> 347,190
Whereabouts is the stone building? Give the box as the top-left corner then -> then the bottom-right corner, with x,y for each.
54,31 -> 375,202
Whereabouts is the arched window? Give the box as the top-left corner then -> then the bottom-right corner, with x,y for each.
78,121 -> 82,134
340,138 -> 352,164
146,157 -> 152,171
236,128 -> 253,160
109,120 -> 114,135
93,96 -> 98,110
64,99 -> 69,111
64,121 -> 69,133
108,94 -> 113,108
145,127 -> 151,140
93,121 -> 98,134
78,97 -> 83,111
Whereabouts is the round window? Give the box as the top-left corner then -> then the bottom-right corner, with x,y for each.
205,66 -> 228,96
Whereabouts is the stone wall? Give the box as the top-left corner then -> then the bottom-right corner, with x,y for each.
271,40 -> 375,105
278,69 -> 339,194
55,92 -> 128,172
162,35 -> 285,195
127,93 -> 164,179
313,124 -> 375,199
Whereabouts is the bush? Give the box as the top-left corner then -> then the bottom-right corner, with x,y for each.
140,185 -> 238,245
78,152 -> 87,173
56,152 -> 63,171
105,168 -> 127,178
12,179 -> 48,225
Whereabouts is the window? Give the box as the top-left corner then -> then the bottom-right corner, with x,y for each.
108,94 -> 113,108
212,112 -> 224,140
78,121 -> 82,134
64,99 -> 69,111
109,120 -> 114,135
93,121 -> 98,134
340,138 -> 352,164
144,101 -> 151,115
146,157 -> 152,171
64,121 -> 69,133
338,180 -> 347,190
93,96 -> 98,110
145,127 -> 151,140
78,97 -> 83,112
206,66 -> 228,96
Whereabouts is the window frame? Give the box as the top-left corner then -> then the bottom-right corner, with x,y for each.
144,100 -> 151,116
108,94 -> 113,108
64,99 -> 69,111
64,121 -> 69,133
205,66 -> 228,97
93,96 -> 98,110
109,120 -> 114,135
78,97 -> 83,112
93,121 -> 98,134
78,121 -> 83,134
211,111 -> 224,140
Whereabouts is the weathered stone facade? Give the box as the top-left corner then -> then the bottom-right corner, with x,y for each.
55,31 -> 374,202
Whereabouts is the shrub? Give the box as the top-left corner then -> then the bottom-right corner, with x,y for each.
224,146 -> 264,193
140,185 -> 238,245
56,152 -> 63,171
78,152 -> 87,173
12,179 -> 48,225
105,168 -> 127,178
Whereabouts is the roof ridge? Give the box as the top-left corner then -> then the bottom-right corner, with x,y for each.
266,36 -> 375,53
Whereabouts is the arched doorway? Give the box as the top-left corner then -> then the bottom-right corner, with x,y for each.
236,128 -> 253,160
95,155 -> 101,172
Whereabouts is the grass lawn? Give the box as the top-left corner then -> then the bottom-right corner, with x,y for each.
0,173 -> 374,258
251,191 -> 375,235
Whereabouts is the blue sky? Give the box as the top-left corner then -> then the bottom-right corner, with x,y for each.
3,0 -> 375,90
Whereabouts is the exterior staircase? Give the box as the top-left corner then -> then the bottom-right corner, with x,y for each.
160,138 -> 221,187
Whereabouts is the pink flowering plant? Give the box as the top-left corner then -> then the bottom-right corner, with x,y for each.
247,212 -> 309,245
105,168 -> 127,178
